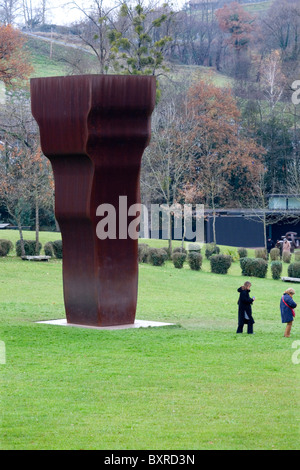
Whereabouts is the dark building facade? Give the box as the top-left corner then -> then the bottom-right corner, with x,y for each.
205,211 -> 265,248
205,208 -> 300,248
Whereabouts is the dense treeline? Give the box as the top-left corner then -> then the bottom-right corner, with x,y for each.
0,0 -> 299,247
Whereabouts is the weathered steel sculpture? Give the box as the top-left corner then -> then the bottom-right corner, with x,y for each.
31,75 -> 156,326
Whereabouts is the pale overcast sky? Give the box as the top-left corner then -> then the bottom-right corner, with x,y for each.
45,0 -> 185,26
45,1 -> 86,25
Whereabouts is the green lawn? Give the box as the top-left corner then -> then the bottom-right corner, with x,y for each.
25,38 -> 69,78
243,1 -> 271,13
0,231 -> 299,449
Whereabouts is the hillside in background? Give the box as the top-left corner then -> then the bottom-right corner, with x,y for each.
24,33 -> 233,89
23,0 -> 272,82
243,0 -> 271,12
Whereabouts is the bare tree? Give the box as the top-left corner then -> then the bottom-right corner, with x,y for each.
262,0 -> 300,63
141,86 -> 194,251
259,49 -> 286,114
22,0 -> 48,28
0,90 -> 54,254
0,0 -> 21,24
69,0 -> 119,73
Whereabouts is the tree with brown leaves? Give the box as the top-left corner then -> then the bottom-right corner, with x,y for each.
216,2 -> 257,78
0,24 -> 33,86
183,79 -> 265,243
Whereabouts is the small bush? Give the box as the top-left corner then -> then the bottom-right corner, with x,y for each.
224,247 -> 238,261
187,243 -> 201,254
44,242 -> 54,257
205,243 -> 220,259
270,247 -> 280,261
288,262 -> 300,278
271,261 -> 282,280
282,251 -> 291,263
172,252 -> 186,269
0,239 -> 13,257
138,243 -> 149,263
147,248 -> 167,266
16,240 -> 42,257
188,252 -> 202,271
295,251 -> 300,262
240,257 -> 254,276
160,246 -> 172,260
255,248 -> 267,260
52,240 -> 63,259
240,257 -> 268,278
238,247 -> 248,259
173,247 -> 187,255
252,258 -> 268,278
210,254 -> 232,274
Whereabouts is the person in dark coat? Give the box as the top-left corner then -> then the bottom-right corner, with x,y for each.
267,238 -> 275,253
280,288 -> 297,337
236,281 -> 255,334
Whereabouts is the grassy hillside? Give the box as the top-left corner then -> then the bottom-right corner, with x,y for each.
25,36 -> 75,78
0,230 -> 299,450
243,1 -> 271,13
25,33 -> 233,91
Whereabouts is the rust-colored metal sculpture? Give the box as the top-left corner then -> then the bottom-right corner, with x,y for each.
31,75 -> 156,326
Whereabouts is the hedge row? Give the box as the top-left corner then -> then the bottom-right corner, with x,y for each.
138,243 -> 203,270
239,257 -> 300,280
139,243 -> 300,280
138,243 -> 232,273
1,238 -> 300,280
0,239 -> 62,258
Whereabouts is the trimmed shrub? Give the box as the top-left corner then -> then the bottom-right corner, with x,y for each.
282,251 -> 291,263
210,254 -> 232,274
0,239 -> 13,257
270,247 -> 280,261
288,262 -> 300,278
240,257 -> 254,276
52,240 -> 63,259
147,248 -> 167,266
16,240 -> 42,257
44,242 -> 54,257
205,243 -> 220,259
172,252 -> 186,269
173,247 -> 187,255
238,247 -> 248,259
295,251 -> 300,262
160,246 -> 172,260
255,248 -> 267,260
252,258 -> 268,278
138,243 -> 149,263
240,257 -> 268,278
188,252 -> 202,271
187,243 -> 201,254
271,261 -> 282,280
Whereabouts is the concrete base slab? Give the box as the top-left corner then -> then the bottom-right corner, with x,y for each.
36,318 -> 174,330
